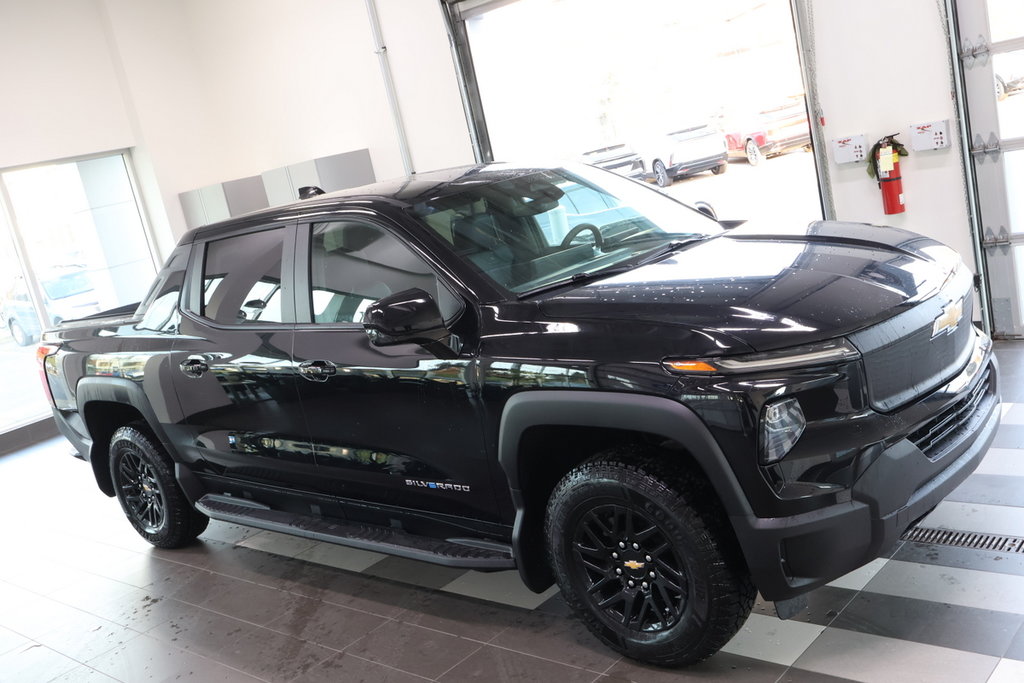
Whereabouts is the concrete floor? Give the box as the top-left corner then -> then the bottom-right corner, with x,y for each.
0,344 -> 1022,682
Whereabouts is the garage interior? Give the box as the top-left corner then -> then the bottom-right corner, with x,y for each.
1,0 -> 1023,681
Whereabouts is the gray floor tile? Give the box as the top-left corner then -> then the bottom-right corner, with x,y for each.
793,628 -> 999,683
720,613 -> 825,667
168,568 -> 306,626
864,559 -> 1024,614
946,473 -> 1024,506
438,644 -> 597,682
778,670 -> 862,683
395,589 -> 521,642
920,500 -> 1024,537
488,610 -> 619,673
441,569 -> 560,609
265,599 -> 390,651
828,591 -> 1024,657
752,586 -> 857,626
974,447 -> 1024,476
892,540 -> 1024,577
34,608 -> 143,664
87,632 -> 264,682
49,666 -> 123,683
606,652 -> 787,682
367,555 -> 468,589
270,563 -> 414,618
146,604 -> 336,680
0,642 -> 81,683
344,619 -> 483,679
990,424 -> 1024,449
1007,622 -> 1024,661
292,651 -> 431,683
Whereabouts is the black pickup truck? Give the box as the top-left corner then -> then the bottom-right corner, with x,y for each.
38,163 -> 999,666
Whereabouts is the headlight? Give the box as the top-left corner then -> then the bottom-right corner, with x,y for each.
663,339 -> 860,375
760,397 -> 805,464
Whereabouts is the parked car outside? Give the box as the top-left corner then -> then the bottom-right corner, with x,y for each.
2,267 -> 100,346
39,163 -> 998,667
995,50 -> 1024,100
579,143 -> 645,180
633,123 -> 729,187
724,96 -> 812,166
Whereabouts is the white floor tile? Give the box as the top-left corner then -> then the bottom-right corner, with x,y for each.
975,448 -> 1024,477
235,530 -> 318,558
999,403 -> 1024,425
720,612 -> 824,666
794,628 -> 998,683
864,560 -> 1024,614
920,501 -> 1024,537
293,541 -> 388,573
440,570 -> 559,610
826,557 -> 889,591
987,658 -> 1024,683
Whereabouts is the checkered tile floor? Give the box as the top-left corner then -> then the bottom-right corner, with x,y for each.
1,346 -> 1023,682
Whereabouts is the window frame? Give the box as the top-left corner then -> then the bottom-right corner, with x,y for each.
293,212 -> 465,328
182,221 -> 300,329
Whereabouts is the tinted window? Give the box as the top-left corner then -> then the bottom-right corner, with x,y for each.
308,221 -> 459,324
201,228 -> 287,325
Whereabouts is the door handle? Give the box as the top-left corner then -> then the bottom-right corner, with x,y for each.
298,360 -> 337,382
179,356 -> 209,378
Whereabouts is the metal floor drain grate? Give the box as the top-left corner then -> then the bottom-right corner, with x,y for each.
902,526 -> 1024,553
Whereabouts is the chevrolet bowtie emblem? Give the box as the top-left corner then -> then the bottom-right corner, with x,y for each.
623,560 -> 645,570
932,298 -> 964,338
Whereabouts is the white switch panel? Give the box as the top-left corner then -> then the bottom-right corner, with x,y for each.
832,135 -> 867,164
909,120 -> 950,150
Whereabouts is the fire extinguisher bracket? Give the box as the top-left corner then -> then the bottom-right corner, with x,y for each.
867,134 -> 909,215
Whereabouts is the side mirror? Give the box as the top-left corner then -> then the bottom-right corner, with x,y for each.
693,201 -> 718,221
363,288 -> 448,347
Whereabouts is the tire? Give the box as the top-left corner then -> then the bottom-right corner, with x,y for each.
109,425 -> 208,548
744,139 -> 763,166
545,449 -> 754,667
652,160 -> 671,188
711,162 -> 728,175
9,320 -> 32,346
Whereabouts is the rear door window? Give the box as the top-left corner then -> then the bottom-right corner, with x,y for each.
196,227 -> 290,325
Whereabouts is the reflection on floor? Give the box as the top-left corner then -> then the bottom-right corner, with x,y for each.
1,346 -> 1023,682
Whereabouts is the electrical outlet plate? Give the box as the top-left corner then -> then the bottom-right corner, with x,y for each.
832,135 -> 867,164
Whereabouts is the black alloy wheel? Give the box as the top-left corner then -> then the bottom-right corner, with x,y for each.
546,450 -> 754,667
109,425 -> 209,548
116,449 -> 166,534
570,502 -> 688,633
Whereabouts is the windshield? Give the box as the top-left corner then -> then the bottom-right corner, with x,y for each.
409,165 -> 722,295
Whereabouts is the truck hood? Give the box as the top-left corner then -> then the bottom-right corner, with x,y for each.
537,220 -> 963,353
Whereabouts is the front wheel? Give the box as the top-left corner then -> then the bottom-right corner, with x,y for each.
744,139 -> 763,166
545,452 -> 754,667
9,320 -> 32,346
109,425 -> 208,548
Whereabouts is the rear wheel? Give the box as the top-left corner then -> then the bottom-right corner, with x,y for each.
711,162 -> 728,175
545,451 -> 754,667
109,425 -> 208,548
652,160 -> 672,187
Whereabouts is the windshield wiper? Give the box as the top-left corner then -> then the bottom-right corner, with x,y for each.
517,236 -> 707,299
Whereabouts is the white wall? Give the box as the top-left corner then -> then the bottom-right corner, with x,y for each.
0,0 -> 476,252
802,0 -> 976,269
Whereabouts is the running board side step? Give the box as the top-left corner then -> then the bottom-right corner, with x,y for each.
195,494 -> 515,570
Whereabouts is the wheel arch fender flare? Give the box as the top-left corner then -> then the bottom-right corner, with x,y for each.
497,390 -> 755,591
75,377 -> 202,501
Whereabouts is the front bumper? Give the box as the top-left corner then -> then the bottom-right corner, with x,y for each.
732,339 -> 999,601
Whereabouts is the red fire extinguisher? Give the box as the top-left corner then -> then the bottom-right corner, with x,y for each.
868,134 -> 909,215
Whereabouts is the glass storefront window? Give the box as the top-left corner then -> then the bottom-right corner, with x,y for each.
0,152 -> 157,435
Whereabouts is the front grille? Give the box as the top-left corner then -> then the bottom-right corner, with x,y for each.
849,288 -> 974,412
908,367 -> 991,456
